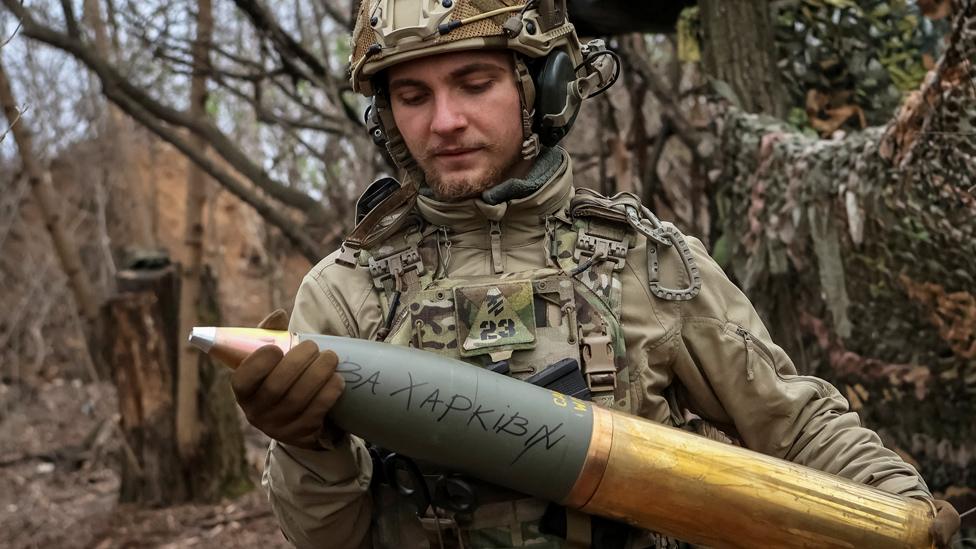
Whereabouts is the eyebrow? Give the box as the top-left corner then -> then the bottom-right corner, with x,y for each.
388,62 -> 508,92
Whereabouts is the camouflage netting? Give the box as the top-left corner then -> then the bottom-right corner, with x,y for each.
713,1 -> 975,496
774,0 -> 951,131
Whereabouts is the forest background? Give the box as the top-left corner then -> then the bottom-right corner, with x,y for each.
0,0 -> 973,547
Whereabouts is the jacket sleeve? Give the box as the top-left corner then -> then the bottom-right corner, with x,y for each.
668,236 -> 931,499
261,265 -> 376,549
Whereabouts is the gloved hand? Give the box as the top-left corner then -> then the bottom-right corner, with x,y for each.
231,309 -> 345,450
931,499 -> 961,548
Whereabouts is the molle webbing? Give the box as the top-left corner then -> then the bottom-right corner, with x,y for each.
361,225 -> 436,340
546,191 -> 639,410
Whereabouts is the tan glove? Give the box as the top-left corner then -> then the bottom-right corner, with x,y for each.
231,310 -> 345,450
931,499 -> 961,549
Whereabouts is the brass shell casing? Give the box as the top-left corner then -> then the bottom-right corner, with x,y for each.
566,408 -> 934,549
194,328 -> 937,548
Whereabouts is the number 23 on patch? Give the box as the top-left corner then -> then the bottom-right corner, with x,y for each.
479,318 -> 516,341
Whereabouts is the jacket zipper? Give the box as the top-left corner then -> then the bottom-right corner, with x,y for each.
734,325 -> 828,396
735,325 -> 777,381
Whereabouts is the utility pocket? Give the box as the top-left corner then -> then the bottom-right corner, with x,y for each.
728,323 -> 830,398
732,324 -> 777,382
408,289 -> 459,354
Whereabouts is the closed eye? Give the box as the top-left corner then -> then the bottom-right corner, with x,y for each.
462,79 -> 494,94
395,90 -> 429,106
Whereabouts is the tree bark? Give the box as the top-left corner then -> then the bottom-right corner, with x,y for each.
698,0 -> 787,119
175,0 -> 212,462
0,55 -> 101,333
568,0 -> 696,36
187,267 -> 253,501
109,267 -> 184,504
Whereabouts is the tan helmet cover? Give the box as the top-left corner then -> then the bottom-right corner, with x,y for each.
349,0 -> 584,96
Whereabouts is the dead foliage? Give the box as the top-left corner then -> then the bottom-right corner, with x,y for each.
900,274 -> 976,360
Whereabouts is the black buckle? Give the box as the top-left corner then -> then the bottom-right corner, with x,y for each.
574,229 -> 627,271
368,246 -> 424,290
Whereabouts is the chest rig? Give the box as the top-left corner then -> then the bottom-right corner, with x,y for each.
344,184 -> 702,549
350,186 -> 703,413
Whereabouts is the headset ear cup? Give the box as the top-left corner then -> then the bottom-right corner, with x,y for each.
365,97 -> 388,146
533,50 -> 580,147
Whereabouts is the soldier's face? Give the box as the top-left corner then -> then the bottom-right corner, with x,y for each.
388,50 -> 532,202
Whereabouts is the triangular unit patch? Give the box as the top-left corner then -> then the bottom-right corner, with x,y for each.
454,281 -> 536,357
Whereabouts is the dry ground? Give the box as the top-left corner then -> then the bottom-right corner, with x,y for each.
0,378 -> 289,549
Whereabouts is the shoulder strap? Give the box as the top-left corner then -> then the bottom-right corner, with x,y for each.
348,183 -> 418,249
356,177 -> 401,224
337,183 -> 419,268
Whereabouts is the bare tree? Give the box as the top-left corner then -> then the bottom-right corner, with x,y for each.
83,0 -> 154,259
0,54 -> 100,357
0,18 -> 22,144
1,0 -> 370,264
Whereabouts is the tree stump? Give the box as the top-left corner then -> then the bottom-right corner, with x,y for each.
106,266 -> 186,504
106,261 -> 251,505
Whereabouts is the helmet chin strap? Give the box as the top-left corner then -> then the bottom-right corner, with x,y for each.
368,89 -> 426,187
513,53 -> 541,161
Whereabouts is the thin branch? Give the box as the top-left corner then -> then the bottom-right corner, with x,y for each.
0,100 -> 26,144
318,0 -> 351,29
59,0 -> 81,38
0,18 -> 22,49
0,15 -> 23,146
231,0 -> 329,84
119,8 -> 358,134
150,46 -> 352,134
231,0 -> 363,128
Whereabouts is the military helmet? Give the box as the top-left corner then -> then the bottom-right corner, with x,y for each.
350,1 -> 580,94
349,0 -> 617,165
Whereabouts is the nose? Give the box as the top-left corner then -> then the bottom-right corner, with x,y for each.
429,92 -> 467,136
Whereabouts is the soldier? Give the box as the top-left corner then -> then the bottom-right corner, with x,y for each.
229,1 -> 961,548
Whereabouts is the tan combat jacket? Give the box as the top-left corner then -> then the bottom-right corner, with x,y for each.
263,149 -> 931,549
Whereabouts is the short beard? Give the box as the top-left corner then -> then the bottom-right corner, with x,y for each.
421,146 -> 522,203
424,164 -> 503,202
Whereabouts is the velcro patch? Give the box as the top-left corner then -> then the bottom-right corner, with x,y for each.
454,281 -> 537,357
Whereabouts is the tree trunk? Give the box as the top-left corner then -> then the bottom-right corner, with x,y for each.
698,0 -> 787,119
703,2 -> 976,505
110,262 -> 251,504
172,0 -> 254,489
187,267 -> 253,501
0,55 -> 101,344
83,0 -> 154,256
176,0 -> 213,460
